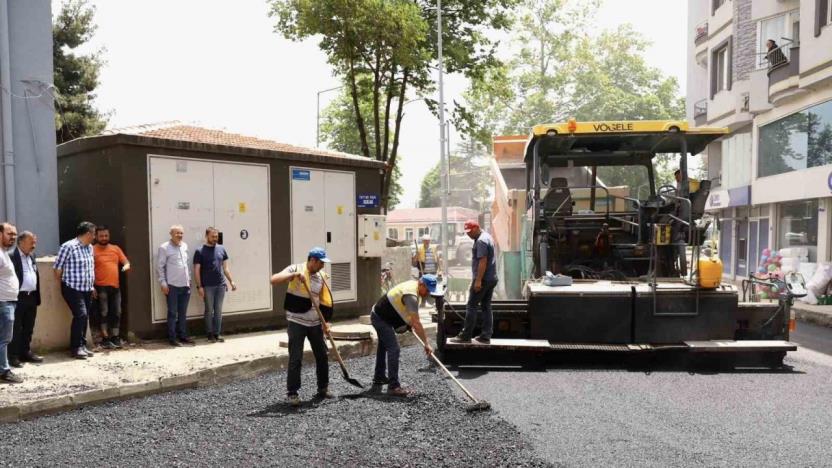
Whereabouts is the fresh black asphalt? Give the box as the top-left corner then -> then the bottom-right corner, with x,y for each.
0,346 -> 549,467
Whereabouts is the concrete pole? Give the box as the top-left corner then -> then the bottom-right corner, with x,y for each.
0,0 -> 17,223
437,0 -> 449,277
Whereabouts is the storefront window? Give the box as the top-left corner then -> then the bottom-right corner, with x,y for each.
758,99 -> 832,177
778,200 -> 818,261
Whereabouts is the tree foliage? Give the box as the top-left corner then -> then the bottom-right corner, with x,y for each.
270,0 -> 517,209
463,0 -> 687,194
319,88 -> 404,208
419,140 -> 491,209
53,0 -> 107,144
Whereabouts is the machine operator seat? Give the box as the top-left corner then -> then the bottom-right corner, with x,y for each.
544,177 -> 573,216
689,179 -> 711,222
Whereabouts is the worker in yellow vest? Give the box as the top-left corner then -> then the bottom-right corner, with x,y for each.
370,274 -> 439,396
270,247 -> 334,407
413,234 -> 441,277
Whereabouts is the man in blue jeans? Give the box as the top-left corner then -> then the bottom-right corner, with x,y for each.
0,223 -> 22,383
156,225 -> 194,347
451,220 -> 498,344
369,275 -> 437,396
54,222 -> 97,359
194,227 -> 236,343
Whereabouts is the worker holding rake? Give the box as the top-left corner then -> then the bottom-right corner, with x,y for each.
270,247 -> 335,407
369,274 -> 439,396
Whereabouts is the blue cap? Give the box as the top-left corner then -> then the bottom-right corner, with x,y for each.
308,247 -> 331,263
420,274 -> 442,296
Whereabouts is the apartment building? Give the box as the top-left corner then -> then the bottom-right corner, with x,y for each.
687,0 -> 832,281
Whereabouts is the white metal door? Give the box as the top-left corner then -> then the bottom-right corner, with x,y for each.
148,156 -> 214,322
290,168 -> 327,264
212,163 -> 272,314
323,171 -> 356,301
290,168 -> 356,302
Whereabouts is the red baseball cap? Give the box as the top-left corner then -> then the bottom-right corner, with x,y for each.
463,219 -> 479,233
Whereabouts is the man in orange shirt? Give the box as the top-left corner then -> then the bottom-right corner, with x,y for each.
92,225 -> 130,349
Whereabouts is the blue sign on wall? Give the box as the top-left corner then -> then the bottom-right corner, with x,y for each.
292,169 -> 310,181
357,194 -> 380,208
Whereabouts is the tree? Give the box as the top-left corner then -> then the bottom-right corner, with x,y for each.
53,0 -> 107,144
419,140 -> 490,209
319,88 -> 404,207
270,0 -> 517,210
462,0 -> 687,194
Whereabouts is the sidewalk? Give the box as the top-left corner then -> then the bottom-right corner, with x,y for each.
793,303 -> 832,328
0,311 -> 437,423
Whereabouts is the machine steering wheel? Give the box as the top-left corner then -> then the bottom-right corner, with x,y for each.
657,184 -> 677,196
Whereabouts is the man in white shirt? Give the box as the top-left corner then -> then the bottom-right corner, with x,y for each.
0,223 -> 22,383
9,231 -> 42,367
156,225 -> 194,347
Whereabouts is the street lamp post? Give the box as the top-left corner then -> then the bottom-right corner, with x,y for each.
437,0 -> 449,277
316,85 -> 344,148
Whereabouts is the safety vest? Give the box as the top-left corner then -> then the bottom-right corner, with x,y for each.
374,280 -> 419,331
284,263 -> 334,321
417,244 -> 437,263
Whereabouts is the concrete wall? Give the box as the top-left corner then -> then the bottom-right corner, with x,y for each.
58,140 -> 384,338
29,257 -> 91,352
0,0 -> 59,252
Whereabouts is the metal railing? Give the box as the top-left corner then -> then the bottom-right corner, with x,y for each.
694,21 -> 708,44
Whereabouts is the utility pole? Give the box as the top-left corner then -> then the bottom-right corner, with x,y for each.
437,0 -> 449,277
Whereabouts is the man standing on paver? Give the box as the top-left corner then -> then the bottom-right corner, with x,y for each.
0,223 -> 22,383
92,226 -> 130,350
270,247 -> 334,406
157,225 -> 195,347
451,220 -> 498,345
194,227 -> 236,343
9,231 -> 43,367
369,274 -> 437,396
54,221 -> 97,359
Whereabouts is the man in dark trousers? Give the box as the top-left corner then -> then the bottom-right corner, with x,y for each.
270,247 -> 334,407
9,231 -> 42,367
369,274 -> 436,396
451,220 -> 498,344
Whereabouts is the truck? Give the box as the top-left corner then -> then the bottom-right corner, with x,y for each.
434,120 -> 802,368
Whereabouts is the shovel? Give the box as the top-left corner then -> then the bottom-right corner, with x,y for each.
301,278 -> 364,389
410,333 -> 491,412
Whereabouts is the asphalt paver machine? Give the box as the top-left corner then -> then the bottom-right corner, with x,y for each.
435,120 -> 802,367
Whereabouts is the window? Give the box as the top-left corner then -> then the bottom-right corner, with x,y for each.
778,200 -> 818,262
756,11 -> 800,70
387,228 -> 398,240
405,228 -> 414,241
417,227 -> 430,238
716,46 -> 729,92
758,99 -> 832,177
712,0 -> 726,15
814,0 -> 831,36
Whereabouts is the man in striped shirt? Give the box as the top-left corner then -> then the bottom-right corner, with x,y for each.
54,222 -> 97,359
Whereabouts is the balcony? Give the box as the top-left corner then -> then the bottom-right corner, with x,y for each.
767,44 -> 804,105
693,99 -> 708,126
694,21 -> 708,45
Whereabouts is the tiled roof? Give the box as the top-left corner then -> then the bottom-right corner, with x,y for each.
99,122 -> 373,162
387,207 -> 479,224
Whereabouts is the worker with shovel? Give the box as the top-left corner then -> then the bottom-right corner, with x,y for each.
369,274 -> 438,396
270,247 -> 335,406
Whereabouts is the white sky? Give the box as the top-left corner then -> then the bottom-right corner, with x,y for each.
70,0 -> 687,209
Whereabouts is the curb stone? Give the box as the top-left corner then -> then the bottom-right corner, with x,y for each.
1,323 -> 437,423
795,308 -> 832,328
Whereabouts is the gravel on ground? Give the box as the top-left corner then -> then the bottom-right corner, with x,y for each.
0,347 -> 550,468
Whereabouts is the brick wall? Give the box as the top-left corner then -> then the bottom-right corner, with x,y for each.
733,0 -> 756,82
